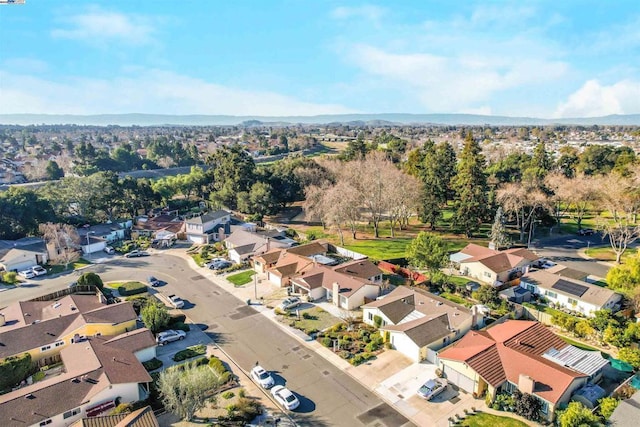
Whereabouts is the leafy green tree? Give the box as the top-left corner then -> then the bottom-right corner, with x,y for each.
158,361 -> 226,420
606,253 -> 640,296
77,272 -> 104,290
342,132 -> 368,161
486,152 -> 531,184
598,397 -> 619,420
435,142 -> 457,202
141,302 -> 170,333
452,132 -> 489,237
207,144 -> 256,210
575,320 -> 596,339
0,187 -> 56,239
489,207 -> 511,249
45,160 -> 64,180
527,140 -> 553,181
557,401 -> 602,427
472,285 -> 498,306
618,347 -> 640,369
406,232 -> 449,271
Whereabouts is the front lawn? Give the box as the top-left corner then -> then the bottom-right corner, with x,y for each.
585,247 -> 637,263
46,258 -> 92,275
460,413 -> 528,427
343,238 -> 410,260
277,306 -> 338,336
226,270 -> 255,287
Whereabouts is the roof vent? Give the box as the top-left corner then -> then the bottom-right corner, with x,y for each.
419,301 -> 424,305
52,303 -> 61,309
71,378 -> 80,383
436,302 -> 444,306
25,394 -> 35,399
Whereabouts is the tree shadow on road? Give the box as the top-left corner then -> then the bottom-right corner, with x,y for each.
205,331 -> 232,345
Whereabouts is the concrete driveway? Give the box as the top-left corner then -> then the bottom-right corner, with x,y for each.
376,362 -> 482,427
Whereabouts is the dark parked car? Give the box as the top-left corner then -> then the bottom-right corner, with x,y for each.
148,276 -> 161,287
577,228 -> 595,236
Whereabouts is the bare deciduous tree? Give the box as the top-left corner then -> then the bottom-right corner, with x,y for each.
545,172 -> 574,233
39,222 -> 81,268
497,182 -> 549,243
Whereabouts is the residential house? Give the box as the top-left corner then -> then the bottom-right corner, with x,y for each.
0,294 -> 138,365
362,286 -> 484,363
438,320 -> 609,421
224,228 -> 296,264
70,405 -> 159,427
332,259 -> 383,284
267,252 -> 316,287
133,214 -> 184,240
78,220 -> 133,254
0,330 -> 154,427
520,270 -> 622,316
0,238 -> 48,272
185,210 -> 231,244
450,244 -> 539,287
290,265 -> 381,309
254,241 -> 330,280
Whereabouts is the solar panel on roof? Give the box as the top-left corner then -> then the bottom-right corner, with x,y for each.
552,280 -> 588,297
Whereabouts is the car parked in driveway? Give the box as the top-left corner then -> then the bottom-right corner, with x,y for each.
250,365 -> 275,389
417,378 -> 447,400
208,260 -> 231,270
271,385 -> 300,410
104,246 -> 115,254
18,269 -> 36,279
31,265 -> 47,276
278,297 -> 301,311
155,329 -> 186,345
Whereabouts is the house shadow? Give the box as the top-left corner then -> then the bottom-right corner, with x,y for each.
204,331 -> 232,345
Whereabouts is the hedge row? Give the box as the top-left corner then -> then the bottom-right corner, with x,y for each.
117,281 -> 148,296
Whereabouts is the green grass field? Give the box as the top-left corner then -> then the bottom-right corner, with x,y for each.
585,247 -> 637,263
461,413 -> 528,427
226,270 -> 255,287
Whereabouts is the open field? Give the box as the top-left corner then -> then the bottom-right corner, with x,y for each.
585,247 -> 637,263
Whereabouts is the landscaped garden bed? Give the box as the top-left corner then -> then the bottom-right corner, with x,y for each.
316,321 -> 385,366
275,306 -> 339,336
173,344 -> 207,362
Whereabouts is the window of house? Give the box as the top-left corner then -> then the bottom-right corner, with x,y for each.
483,271 -> 492,278
545,290 -> 557,299
502,381 -> 517,393
539,399 -> 549,414
41,345 -> 51,352
40,420 -> 52,426
523,283 -> 536,292
63,408 -> 81,419
367,312 -> 373,321
568,298 -> 578,306
54,340 -> 64,347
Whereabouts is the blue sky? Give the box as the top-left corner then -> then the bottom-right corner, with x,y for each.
1,1 -> 639,118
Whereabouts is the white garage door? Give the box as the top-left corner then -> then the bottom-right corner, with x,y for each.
443,366 -> 475,393
426,348 -> 438,363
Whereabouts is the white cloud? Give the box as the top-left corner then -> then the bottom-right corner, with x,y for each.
331,5 -> 386,24
554,79 -> 640,118
346,45 -> 567,113
0,69 -> 355,116
51,7 -> 157,45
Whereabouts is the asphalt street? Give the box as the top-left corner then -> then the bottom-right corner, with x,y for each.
0,254 -> 413,427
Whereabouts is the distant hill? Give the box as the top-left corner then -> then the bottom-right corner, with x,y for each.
1,113 -> 640,126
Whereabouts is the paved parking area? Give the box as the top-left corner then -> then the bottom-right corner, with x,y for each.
376,362 -> 482,427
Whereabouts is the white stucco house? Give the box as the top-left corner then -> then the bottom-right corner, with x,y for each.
0,238 -> 48,272
290,265 -> 381,309
450,244 -> 539,287
224,229 -> 296,264
362,286 -> 485,363
520,270 -> 622,316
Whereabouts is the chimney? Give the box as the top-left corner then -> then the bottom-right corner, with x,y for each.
332,282 -> 340,306
518,374 -> 535,394
265,236 -> 270,252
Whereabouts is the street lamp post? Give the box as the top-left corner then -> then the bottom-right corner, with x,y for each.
85,231 -> 95,254
254,270 -> 258,300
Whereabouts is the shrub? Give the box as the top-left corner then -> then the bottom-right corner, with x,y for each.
172,344 -> 207,362
371,334 -> 384,346
222,391 -> 235,399
373,315 -> 383,328
321,337 -> 332,347
332,323 -> 346,332
32,371 -> 46,382
350,352 -> 375,366
0,353 -> 33,391
339,351 -> 351,359
110,403 -> 134,415
598,396 -> 620,420
169,313 -> 187,325
77,272 -> 103,290
302,312 -> 313,319
365,342 -> 379,352
304,328 -> 319,336
117,281 -> 147,296
126,295 -> 151,314
1,271 -> 18,284
238,388 -> 246,398
208,356 -> 228,375
171,322 -> 190,332
142,358 -> 163,371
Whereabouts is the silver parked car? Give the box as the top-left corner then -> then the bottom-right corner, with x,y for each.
155,329 -> 186,345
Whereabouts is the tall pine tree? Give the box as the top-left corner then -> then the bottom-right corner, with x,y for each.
489,207 -> 511,249
452,132 -> 489,237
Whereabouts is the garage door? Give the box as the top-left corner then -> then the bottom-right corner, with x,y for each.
443,366 -> 475,393
426,348 -> 438,363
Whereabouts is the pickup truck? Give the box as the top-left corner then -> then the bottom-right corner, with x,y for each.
167,294 -> 185,309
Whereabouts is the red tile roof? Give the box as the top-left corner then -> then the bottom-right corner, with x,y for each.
439,320 -> 587,404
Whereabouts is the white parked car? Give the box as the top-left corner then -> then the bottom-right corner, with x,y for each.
250,365 -> 275,389
417,378 -> 447,400
31,265 -> 47,276
18,269 -> 36,279
271,385 -> 300,410
155,329 -> 186,345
